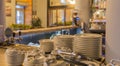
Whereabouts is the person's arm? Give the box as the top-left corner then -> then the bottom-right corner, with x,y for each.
81,22 -> 84,29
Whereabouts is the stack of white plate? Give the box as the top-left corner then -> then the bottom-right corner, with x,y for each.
39,39 -> 54,53
53,35 -> 74,50
73,33 -> 102,59
75,60 -> 100,66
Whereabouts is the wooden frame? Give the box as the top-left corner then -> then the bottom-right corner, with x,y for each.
5,6 -> 11,16
5,0 -> 11,3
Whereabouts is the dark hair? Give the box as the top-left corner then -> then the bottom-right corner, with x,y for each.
73,12 -> 78,16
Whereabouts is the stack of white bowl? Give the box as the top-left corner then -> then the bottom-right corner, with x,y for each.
53,35 -> 74,50
73,33 -> 102,59
23,49 -> 45,66
5,48 -> 25,66
39,39 -> 54,53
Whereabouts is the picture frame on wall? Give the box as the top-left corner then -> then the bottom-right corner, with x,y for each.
5,6 -> 11,16
5,0 -> 11,3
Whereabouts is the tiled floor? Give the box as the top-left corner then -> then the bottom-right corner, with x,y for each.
0,48 -> 7,66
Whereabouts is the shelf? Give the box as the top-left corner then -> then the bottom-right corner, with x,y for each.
90,21 -> 106,23
90,19 -> 107,23
89,0 -> 106,34
89,29 -> 105,34
92,7 -> 106,10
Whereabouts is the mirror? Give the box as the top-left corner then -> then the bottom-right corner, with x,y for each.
5,27 -> 13,38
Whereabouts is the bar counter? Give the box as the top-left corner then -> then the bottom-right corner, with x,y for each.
14,26 -> 78,35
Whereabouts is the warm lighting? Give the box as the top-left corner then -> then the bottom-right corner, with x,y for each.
61,0 -> 66,4
67,0 -> 76,4
16,0 -> 30,3
96,11 -> 100,14
60,0 -> 76,5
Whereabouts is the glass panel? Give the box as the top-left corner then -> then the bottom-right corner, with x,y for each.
48,9 -> 65,26
52,10 -> 57,24
48,9 -> 75,26
57,9 -> 64,23
16,5 -> 24,8
16,5 -> 24,24
48,10 -> 57,26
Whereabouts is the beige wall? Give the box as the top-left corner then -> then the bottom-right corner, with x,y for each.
5,0 -> 16,28
33,0 -> 47,27
106,0 -> 120,62
0,0 -> 5,42
75,0 -> 90,23
0,0 -> 5,25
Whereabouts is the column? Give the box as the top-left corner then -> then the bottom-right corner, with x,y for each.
0,0 -> 5,42
75,0 -> 90,23
0,0 -> 5,25
106,0 -> 120,62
